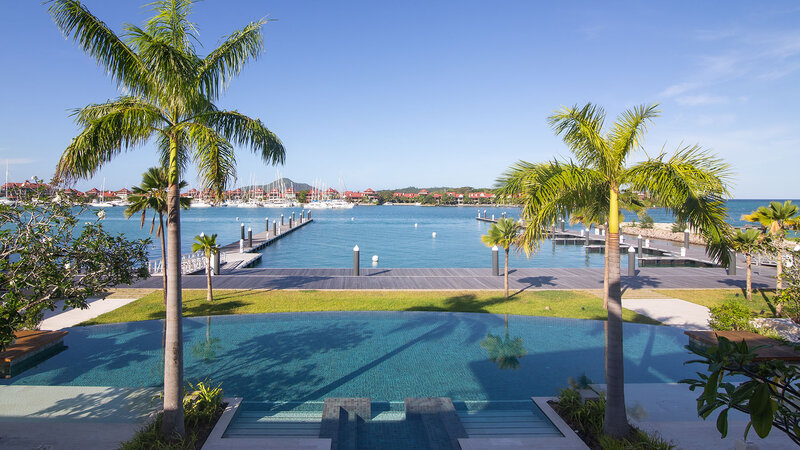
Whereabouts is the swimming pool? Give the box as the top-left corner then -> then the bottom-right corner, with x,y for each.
2,312 -> 694,401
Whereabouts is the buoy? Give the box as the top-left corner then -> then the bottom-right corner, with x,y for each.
414,223 -> 418,228
235,216 -> 239,221
432,232 -> 437,238
351,217 -> 354,221
372,255 -> 379,262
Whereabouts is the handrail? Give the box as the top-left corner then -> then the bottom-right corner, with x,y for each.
147,250 -> 226,275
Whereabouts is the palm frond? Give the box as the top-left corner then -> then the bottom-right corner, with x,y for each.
608,103 -> 660,168
198,18 -> 269,99
47,0 -> 150,96
548,103 -> 612,175
201,110 -> 285,165
182,123 -> 237,198
144,0 -> 199,51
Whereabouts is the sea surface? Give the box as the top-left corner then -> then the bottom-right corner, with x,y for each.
82,199 -> 796,268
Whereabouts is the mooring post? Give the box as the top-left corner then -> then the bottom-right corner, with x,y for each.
353,245 -> 360,276
628,246 -> 636,276
684,228 -> 690,250
491,214 -> 495,221
281,214 -> 284,226
289,217 -> 293,229
273,220 -> 277,236
265,217 -> 269,232
492,245 -> 499,276
585,229 -> 590,247
239,238 -> 244,253
637,234 -> 643,258
728,250 -> 737,276
248,227 -> 252,247
240,223 -> 245,240
560,218 -> 565,232
308,211 -> 311,220
292,211 -> 296,222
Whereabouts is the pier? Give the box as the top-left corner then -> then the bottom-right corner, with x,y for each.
213,218 -> 314,272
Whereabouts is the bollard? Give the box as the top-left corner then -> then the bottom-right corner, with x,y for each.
684,228 -> 690,249
728,250 -> 737,276
620,234 -> 624,244
289,218 -> 293,228
628,246 -> 636,276
212,251 -> 220,275
560,219 -> 565,232
353,245 -> 360,276
585,229 -> 590,247
265,217 -> 269,232
477,211 -> 480,219
292,212 -> 295,222
239,239 -> 244,253
308,211 -> 311,220
637,234 -> 643,258
483,209 -> 487,218
492,245 -> 499,276
680,247 -> 686,257
240,223 -> 245,240
281,214 -> 284,226
273,220 -> 277,236
580,229 -> 585,237
491,214 -> 495,221
248,227 -> 252,247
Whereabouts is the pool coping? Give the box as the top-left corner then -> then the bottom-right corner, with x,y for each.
201,397 -> 331,450
202,396 -> 587,450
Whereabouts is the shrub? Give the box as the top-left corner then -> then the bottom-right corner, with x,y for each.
708,300 -> 752,331
671,220 -> 687,233
639,214 -> 655,229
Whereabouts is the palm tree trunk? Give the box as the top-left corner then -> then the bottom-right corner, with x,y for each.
604,189 -> 630,438
161,144 -> 185,439
746,254 -> 752,301
777,248 -> 783,291
504,248 -> 510,298
159,212 -> 167,306
603,225 -> 609,309
206,256 -> 213,302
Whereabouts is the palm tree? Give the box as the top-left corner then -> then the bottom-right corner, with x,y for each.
730,228 -> 766,301
743,201 -> 800,291
481,218 -> 521,298
481,314 -> 527,370
125,167 -> 190,305
497,103 -> 731,437
48,0 -> 285,438
192,233 -> 219,302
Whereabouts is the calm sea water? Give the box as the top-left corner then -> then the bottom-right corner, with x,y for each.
83,200 -> 796,268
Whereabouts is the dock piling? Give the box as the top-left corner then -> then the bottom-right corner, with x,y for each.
628,246 -> 636,276
684,228 -> 690,249
289,218 -> 293,228
239,238 -> 244,253
637,234 -> 643,258
248,228 -> 252,247
240,223 -> 245,240
281,214 -> 284,226
560,218 -> 565,232
353,245 -> 360,276
273,221 -> 277,236
265,217 -> 269,232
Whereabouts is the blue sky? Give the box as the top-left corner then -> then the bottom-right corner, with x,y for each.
1,1 -> 798,197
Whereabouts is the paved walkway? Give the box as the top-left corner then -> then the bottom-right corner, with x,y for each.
40,297 -> 140,330
130,266 -> 775,291
622,298 -> 711,330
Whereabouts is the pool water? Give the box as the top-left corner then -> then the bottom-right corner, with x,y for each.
2,312 -> 695,401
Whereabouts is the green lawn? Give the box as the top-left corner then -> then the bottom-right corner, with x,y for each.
654,288 -> 779,317
81,289 -> 661,325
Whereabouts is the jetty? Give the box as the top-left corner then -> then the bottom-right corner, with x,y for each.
212,217 -> 314,272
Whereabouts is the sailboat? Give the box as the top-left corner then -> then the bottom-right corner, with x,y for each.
90,177 -> 114,207
0,160 -> 14,205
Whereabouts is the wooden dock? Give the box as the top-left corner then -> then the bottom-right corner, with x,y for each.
214,218 -> 314,272
1,330 -> 68,378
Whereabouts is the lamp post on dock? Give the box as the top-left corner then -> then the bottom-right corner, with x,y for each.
628,246 -> 636,276
353,245 -> 360,276
492,245 -> 499,276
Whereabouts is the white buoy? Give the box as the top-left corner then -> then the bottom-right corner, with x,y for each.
236,216 -> 239,221
414,223 -> 418,228
432,232 -> 437,238
372,255 -> 379,262
351,217 -> 354,221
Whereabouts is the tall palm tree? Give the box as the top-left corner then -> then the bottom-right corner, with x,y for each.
743,201 -> 800,291
730,228 -> 766,301
125,167 -> 190,305
48,0 -> 285,438
481,218 -> 521,298
481,315 -> 527,370
497,103 -> 731,437
192,233 -> 219,302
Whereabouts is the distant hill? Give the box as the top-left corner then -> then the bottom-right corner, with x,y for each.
243,178 -> 313,192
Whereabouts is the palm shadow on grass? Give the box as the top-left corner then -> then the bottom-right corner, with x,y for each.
403,294 -> 515,314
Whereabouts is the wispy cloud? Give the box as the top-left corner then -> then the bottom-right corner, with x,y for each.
675,95 -> 728,106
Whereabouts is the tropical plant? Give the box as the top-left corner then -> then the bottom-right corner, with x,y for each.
48,0 -> 285,438
192,234 -> 219,302
743,201 -> 800,291
481,314 -> 527,369
778,246 -> 800,323
496,102 -> 732,437
125,167 -> 190,305
730,228 -> 768,301
682,336 -> 800,446
707,300 -> 752,331
0,194 -> 149,350
481,218 -> 522,298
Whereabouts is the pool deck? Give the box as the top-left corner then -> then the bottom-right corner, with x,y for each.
130,266 -> 775,291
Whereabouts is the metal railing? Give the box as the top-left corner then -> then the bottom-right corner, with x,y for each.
147,251 -> 226,275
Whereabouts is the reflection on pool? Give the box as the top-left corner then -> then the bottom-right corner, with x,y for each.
2,312 -> 693,401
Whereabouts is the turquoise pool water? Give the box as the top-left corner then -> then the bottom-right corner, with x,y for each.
2,312 -> 694,401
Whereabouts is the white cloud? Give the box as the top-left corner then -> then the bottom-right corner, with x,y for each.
675,95 -> 728,106
2,158 -> 37,165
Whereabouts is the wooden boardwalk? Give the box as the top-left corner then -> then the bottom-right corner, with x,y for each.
131,266 -> 775,291
212,218 -> 313,272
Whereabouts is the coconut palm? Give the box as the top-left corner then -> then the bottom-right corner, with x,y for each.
497,103 -> 731,437
730,229 -> 767,301
192,233 -> 219,302
48,0 -> 285,438
124,167 -> 190,305
481,314 -> 527,370
481,218 -> 521,298
743,201 -> 800,291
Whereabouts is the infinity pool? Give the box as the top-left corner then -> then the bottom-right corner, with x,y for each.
2,312 -> 694,401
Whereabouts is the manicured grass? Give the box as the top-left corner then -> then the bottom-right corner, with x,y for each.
654,288 -> 779,317
80,289 -> 661,326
